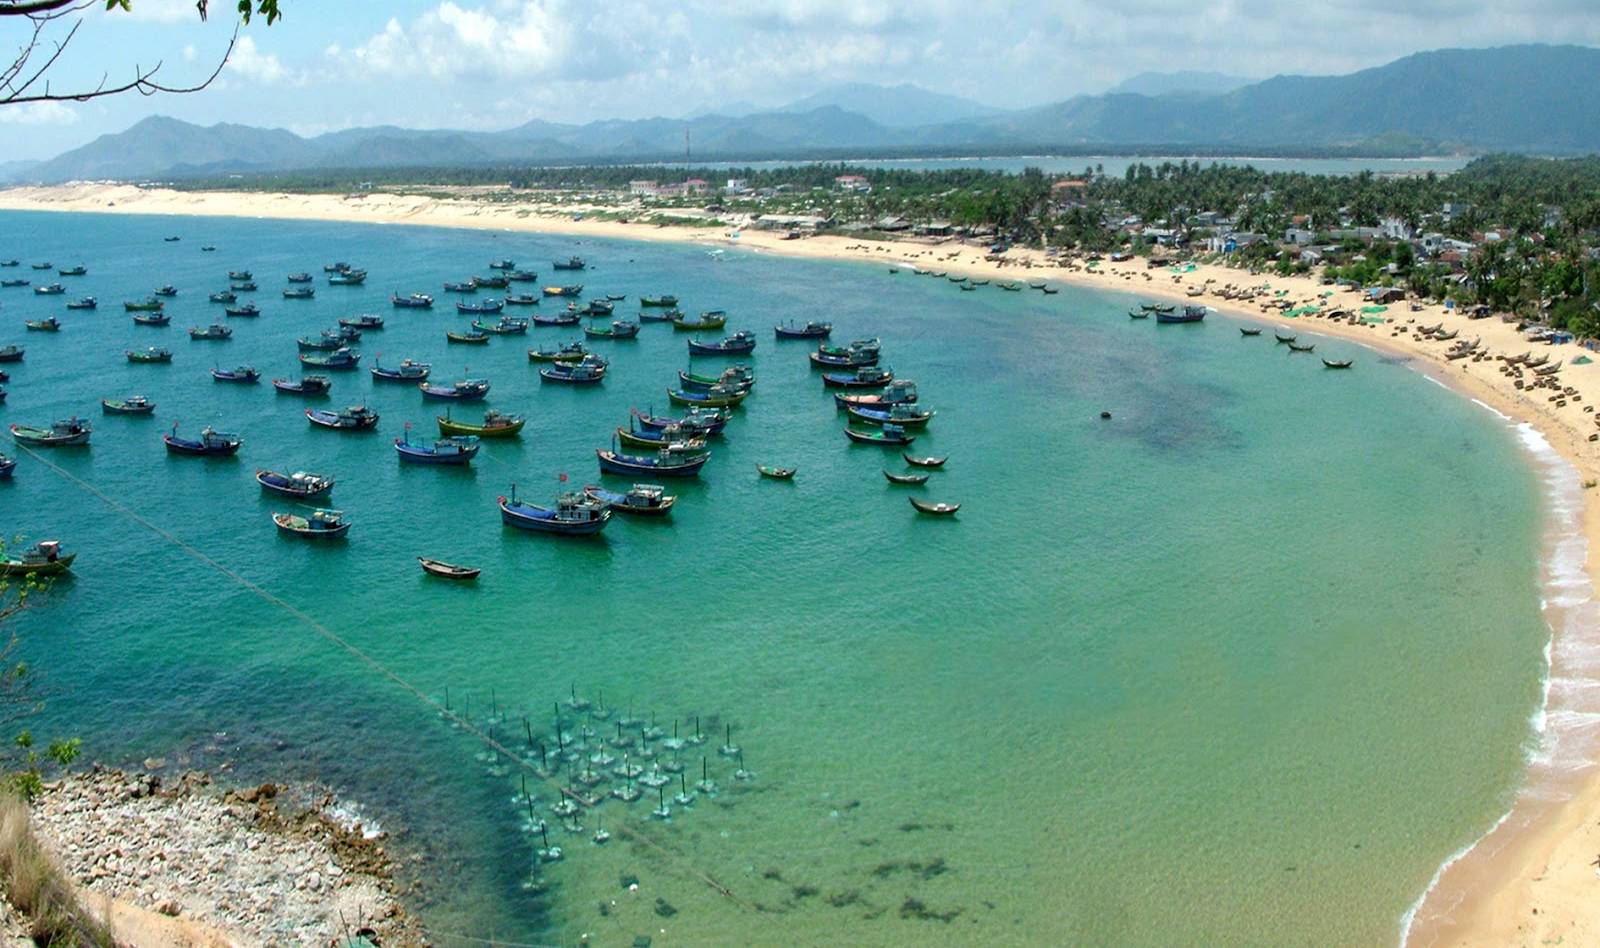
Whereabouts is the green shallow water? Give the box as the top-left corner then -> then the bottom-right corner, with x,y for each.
0,211 -> 1550,945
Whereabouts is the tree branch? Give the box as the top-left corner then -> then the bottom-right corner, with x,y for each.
2,21 -> 238,105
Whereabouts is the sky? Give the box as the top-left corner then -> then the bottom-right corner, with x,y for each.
3,0 -> 1600,161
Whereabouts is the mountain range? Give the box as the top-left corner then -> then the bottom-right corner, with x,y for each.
12,45 -> 1599,184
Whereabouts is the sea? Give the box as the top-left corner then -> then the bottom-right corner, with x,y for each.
0,209 -> 1553,945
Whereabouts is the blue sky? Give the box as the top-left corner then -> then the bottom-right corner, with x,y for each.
4,0 -> 1600,161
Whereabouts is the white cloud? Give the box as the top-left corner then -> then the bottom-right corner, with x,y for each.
227,35 -> 292,84
114,0 -> 197,23
183,44 -> 198,62
0,102 -> 82,126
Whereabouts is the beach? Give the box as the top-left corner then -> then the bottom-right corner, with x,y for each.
1,181 -> 1596,943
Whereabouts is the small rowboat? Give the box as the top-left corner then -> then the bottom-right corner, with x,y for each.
532,312 -> 581,327
1286,341 -> 1315,353
910,497 -> 960,516
257,469 -> 333,499
903,453 -> 947,468
163,424 -> 242,456
339,314 -> 385,330
527,342 -> 588,362
371,358 -> 431,382
419,557 -> 480,580
605,293 -> 627,302
65,297 -> 96,310
1322,358 -> 1354,369
583,483 -> 676,516
133,312 -> 171,326
672,312 -> 727,331
101,395 -> 155,415
774,320 -> 832,339
1274,331 -> 1297,344
394,433 -> 479,465
883,470 -> 928,485
211,365 -> 260,383
639,295 -> 678,307
446,330 -> 491,345
126,347 -> 172,363
687,331 -> 756,355
757,465 -> 795,479
274,508 -> 350,539
438,409 -> 524,438
597,448 -> 709,478
1240,327 -> 1262,336
11,418 -> 90,446
420,379 -> 490,401
844,424 -> 915,446
188,324 -> 232,340
499,491 -> 611,535
306,406 -> 379,430
0,541 -> 74,576
1128,309 -> 1149,319
391,293 -> 434,309
25,317 -> 60,332
272,375 -> 331,395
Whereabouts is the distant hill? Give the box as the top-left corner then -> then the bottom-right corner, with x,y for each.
1109,71 -> 1255,97
16,46 -> 1600,183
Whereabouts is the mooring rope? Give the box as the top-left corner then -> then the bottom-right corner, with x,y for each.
12,444 -> 754,913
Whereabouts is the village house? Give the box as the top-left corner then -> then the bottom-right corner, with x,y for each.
724,178 -> 749,193
628,180 -> 659,196
834,174 -> 871,192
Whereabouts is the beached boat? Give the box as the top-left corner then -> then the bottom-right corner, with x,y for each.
391,293 -> 434,309
299,348 -> 361,369
209,290 -> 237,303
437,408 -> 524,438
24,317 -> 59,332
473,316 -> 529,335
666,384 -> 746,408
757,465 -> 795,479
418,557 -> 479,580
328,270 -> 367,286
33,283 -> 64,296
848,404 -> 934,428
1156,305 -> 1207,324
0,541 -> 74,577
597,448 -> 709,478
774,320 -> 832,339
272,375 -> 332,395
672,311 -> 727,331
287,272 -> 313,284
188,324 -> 232,340
126,347 -> 171,363
583,483 -> 676,516
211,365 -> 260,383
256,469 -> 334,499
12,418 -> 90,447
446,330 -> 491,345
540,361 -> 606,384
57,266 -> 86,277
457,299 -> 505,316
527,341 -> 588,362
306,406 -> 379,430
273,508 -> 350,539
371,358 -> 431,382
339,314 -> 384,330
902,452 -> 946,468
687,331 -> 756,355
1322,358 -> 1354,369
639,295 -> 678,307
499,490 -> 610,535
552,256 -> 586,270
101,395 -> 155,415
883,470 -> 929,485
543,285 -> 583,297
909,497 -> 960,516
823,366 -> 894,389
678,365 -> 754,392
124,297 -> 165,312
163,424 -> 242,456
132,312 -> 171,326
420,378 -> 490,401
0,346 -> 21,363
584,320 -> 639,339
845,424 -> 915,446
395,432 -> 479,465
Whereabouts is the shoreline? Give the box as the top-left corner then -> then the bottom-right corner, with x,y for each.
3,182 -> 1598,943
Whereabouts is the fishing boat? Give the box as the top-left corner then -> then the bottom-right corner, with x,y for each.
395,431 -> 479,465
371,358 -> 431,382
328,269 -> 367,286
605,293 -> 626,303
1142,303 -> 1175,314
124,297 -> 164,312
298,331 -> 346,351
666,384 -> 747,408
391,292 -> 434,309
101,395 -> 155,415
632,406 -> 727,437
488,259 -> 515,270
1322,358 -> 1354,369
0,453 -> 15,477
845,423 -> 915,446
1286,341 -> 1315,353
188,324 -> 232,340
209,290 -> 237,303
0,541 -> 74,576
1128,309 -> 1149,319
471,275 -> 509,290
809,339 -> 881,368
65,296 -> 96,310
200,246 -> 215,252
446,281 -> 478,294
211,365 -> 260,383
163,424 -> 243,456
229,281 -> 257,292
306,405 -> 379,430
543,284 -> 583,297
224,302 -> 259,317
903,452 -> 946,468
1240,327 -> 1262,336
823,366 -> 894,389
583,300 -> 614,317
597,448 -> 709,478
774,320 -> 832,339
552,257 -> 586,270
0,261 -> 14,267
584,321 -> 639,339
420,378 -> 490,401
126,347 -> 171,363
639,295 -> 678,307
527,341 -> 588,363
583,483 -> 676,516
1274,331 -> 1297,344
24,317 -> 59,332
283,286 -> 315,300
418,557 -> 479,580
672,311 -> 727,331
32,283 -> 64,296
446,329 -> 491,345
272,375 -> 331,395
498,490 -> 610,535
473,316 -> 529,335
687,331 -> 756,355
638,307 -> 680,323
540,361 -> 606,384
505,293 -> 539,306
273,508 -> 350,539
910,497 -> 960,516
883,470 -> 929,485
532,311 -> 581,327
324,262 -> 353,273
0,345 -> 20,362
1155,305 -> 1207,324
508,270 -> 539,283
757,465 -> 796,479
848,404 -> 934,428
615,424 -> 707,454
437,408 -> 524,438
678,365 -> 754,392
133,312 -> 171,326
287,272 -> 313,283
257,469 -> 333,499
57,266 -> 86,277
227,270 -> 252,281
339,314 -> 384,330
0,279 -> 28,288
151,285 -> 178,298
299,347 -> 360,369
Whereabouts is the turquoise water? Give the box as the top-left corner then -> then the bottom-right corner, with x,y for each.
0,210 -> 1547,945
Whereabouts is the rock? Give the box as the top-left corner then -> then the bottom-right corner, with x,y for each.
143,757 -> 165,771
155,899 -> 181,917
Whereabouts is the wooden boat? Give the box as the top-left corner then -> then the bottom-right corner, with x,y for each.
124,298 -> 165,312
615,424 -> 707,454
211,365 -> 260,383
0,541 -> 74,577
306,406 -> 379,430
456,299 -> 504,315
1142,303 -> 1175,314
540,362 -> 606,384
339,314 -> 384,330
418,557 -> 479,580
687,331 -> 756,355
328,270 -> 367,286
508,270 -> 539,283
188,324 -> 232,340
200,246 -> 215,252
848,404 -> 934,428
420,378 -> 490,401
209,290 -> 237,303
678,365 -> 754,392
11,418 -> 90,447
25,317 -> 59,332
324,262 -> 354,273
488,259 -> 515,270
958,284 -> 977,292
163,424 -> 242,456
395,433 -> 479,465
229,281 -> 257,292
666,384 -> 746,408
126,347 -> 171,363
543,285 -> 583,297
1322,358 -> 1354,369
0,261 -> 14,267
632,406 -> 728,438
584,320 -> 639,339
472,275 -> 511,290
757,465 -> 796,479
0,346 -> 20,363
639,295 -> 678,307
30,283 -> 64,296
256,469 -> 334,499
1434,328 -> 1459,341
845,424 -> 915,446
437,409 -> 524,438
65,297 -> 96,310
903,452 -> 947,468
809,339 -> 881,368
151,285 -> 178,297
0,279 -> 27,288
499,490 -> 610,535
883,470 -> 928,485
1128,309 -> 1149,319
672,312 -> 727,331
272,375 -> 331,395
1240,327 -> 1262,336
552,256 -> 586,271
583,483 -> 676,516
298,331 -> 346,351
299,347 -> 360,369
527,342 -> 588,363
273,508 -> 350,539
371,358 -> 431,382
532,312 -> 581,327
446,330 -> 491,345
473,317 -> 530,335
58,266 -> 86,277
0,454 -> 13,478
1286,341 -> 1315,353
583,300 -> 614,317
910,497 -> 960,516
443,281 -> 476,293
1274,331 -> 1296,344
505,293 -> 539,306
1155,305 -> 1207,324
823,366 -> 894,389
287,272 -> 313,284
774,320 -> 832,339
391,293 -> 434,309
597,448 -> 709,478
605,293 -> 626,302
227,270 -> 252,281
638,308 -> 679,323
101,395 -> 155,415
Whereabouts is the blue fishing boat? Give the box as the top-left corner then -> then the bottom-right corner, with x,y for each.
532,311 -> 581,327
188,324 -> 232,340
227,270 -> 252,281
230,281 -> 258,292
394,430 -> 479,465
256,469 -> 334,499
133,312 -> 171,326
638,308 -> 679,323
32,283 -> 64,296
272,375 -> 331,395
472,316 -> 528,334
0,279 -> 27,288
847,404 -> 935,428
540,361 -> 605,384
152,285 -> 177,297
631,406 -> 728,437
584,320 -> 639,339
822,366 -> 894,389
339,314 -> 384,330
687,330 -> 756,355
507,269 -> 539,282
488,259 -> 515,270
273,508 -> 350,539
1155,305 -> 1207,324
391,292 -> 434,309
65,296 -> 96,310
472,275 -> 509,290
211,365 -> 260,383
597,447 -> 709,478
306,405 -> 379,430
498,489 -> 611,535
774,320 -> 832,339
299,347 -> 360,369
328,269 -> 367,286
57,265 -> 86,277
298,331 -> 346,351
287,272 -> 313,283
282,286 -> 315,299
370,358 -> 431,382
0,345 -> 22,362
209,290 -> 236,303
552,256 -> 585,270
583,483 -> 676,516
809,339 -> 880,368
163,424 -> 243,456
224,302 -> 259,317
834,379 -> 918,411
419,378 -> 490,400
443,281 -> 477,293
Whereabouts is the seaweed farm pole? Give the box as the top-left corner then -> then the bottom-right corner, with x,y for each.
524,717 -> 533,746
444,686 -> 450,711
